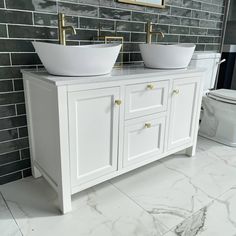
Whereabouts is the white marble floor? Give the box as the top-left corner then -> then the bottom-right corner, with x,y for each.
1,137 -> 236,236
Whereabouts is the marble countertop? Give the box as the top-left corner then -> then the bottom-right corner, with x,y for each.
21,64 -> 205,86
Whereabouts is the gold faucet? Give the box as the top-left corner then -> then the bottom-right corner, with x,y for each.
58,13 -> 76,45
146,21 -> 165,44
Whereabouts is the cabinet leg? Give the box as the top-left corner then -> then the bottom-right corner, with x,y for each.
58,189 -> 72,214
32,165 -> 42,178
186,145 -> 196,157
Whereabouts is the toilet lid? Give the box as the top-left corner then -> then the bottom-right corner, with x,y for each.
208,89 -> 236,104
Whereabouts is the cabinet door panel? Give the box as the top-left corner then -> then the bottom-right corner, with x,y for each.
123,114 -> 166,167
125,81 -> 169,119
168,77 -> 200,150
68,88 -> 120,187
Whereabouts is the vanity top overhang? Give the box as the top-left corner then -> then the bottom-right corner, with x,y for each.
21,65 -> 205,87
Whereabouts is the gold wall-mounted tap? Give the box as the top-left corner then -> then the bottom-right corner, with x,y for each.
58,13 -> 76,45
146,21 -> 165,44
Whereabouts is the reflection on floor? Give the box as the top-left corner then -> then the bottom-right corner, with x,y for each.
1,137 -> 236,236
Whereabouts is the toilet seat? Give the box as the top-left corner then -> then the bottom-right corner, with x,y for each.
207,89 -> 236,104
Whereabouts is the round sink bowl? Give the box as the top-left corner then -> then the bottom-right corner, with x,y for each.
32,42 -> 122,77
139,43 -> 196,69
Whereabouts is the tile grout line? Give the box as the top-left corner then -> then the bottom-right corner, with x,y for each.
0,191 -> 24,236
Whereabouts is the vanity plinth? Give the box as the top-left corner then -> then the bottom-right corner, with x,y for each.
22,66 -> 204,214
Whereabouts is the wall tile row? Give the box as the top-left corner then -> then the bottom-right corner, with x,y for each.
0,0 -> 225,184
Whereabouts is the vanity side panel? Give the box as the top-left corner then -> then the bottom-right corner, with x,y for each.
23,75 -> 62,187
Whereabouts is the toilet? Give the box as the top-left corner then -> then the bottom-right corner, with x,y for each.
190,52 -> 236,147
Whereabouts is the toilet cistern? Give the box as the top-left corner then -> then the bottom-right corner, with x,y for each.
58,13 -> 76,45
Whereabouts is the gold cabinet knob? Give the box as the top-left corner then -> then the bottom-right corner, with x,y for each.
144,123 -> 152,128
147,84 -> 155,90
115,100 -> 122,106
173,89 -> 180,95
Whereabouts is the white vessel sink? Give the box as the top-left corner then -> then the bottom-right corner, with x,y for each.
139,43 -> 196,69
32,42 -> 121,76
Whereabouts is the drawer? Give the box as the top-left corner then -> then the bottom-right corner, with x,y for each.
125,80 -> 169,119
123,114 -> 166,167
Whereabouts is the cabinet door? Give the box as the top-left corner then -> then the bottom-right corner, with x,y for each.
68,88 -> 120,187
168,77 -> 200,150
123,114 -> 166,167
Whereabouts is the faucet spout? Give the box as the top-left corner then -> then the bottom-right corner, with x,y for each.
146,21 -> 165,44
63,25 -> 76,35
58,13 -> 77,45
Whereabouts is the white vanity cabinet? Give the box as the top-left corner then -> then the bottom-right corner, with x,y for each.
22,67 -> 204,214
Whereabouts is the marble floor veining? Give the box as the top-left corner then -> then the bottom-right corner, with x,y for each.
1,137 -> 236,236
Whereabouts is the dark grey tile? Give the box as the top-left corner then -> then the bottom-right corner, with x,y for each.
0,157 -> 30,175
132,12 -> 158,23
146,5 -> 170,15
0,54 -> 11,66
80,18 -> 114,30
5,0 -> 57,13
209,13 -> 223,21
192,10 -> 209,20
59,2 -> 98,17
0,115 -> 27,130
198,36 -> 215,44
8,25 -> 58,39
18,127 -> 28,138
0,24 -> 7,37
116,21 -> 144,32
0,128 -> 18,142
130,52 -> 142,62
20,148 -> 30,159
0,171 -> 22,185
131,32 -> 148,43
13,79 -> 24,91
208,29 -> 221,37
68,29 -> 97,41
0,39 -> 35,52
183,0 -> 201,9
205,44 -> 220,51
16,104 -> 26,115
171,7 -> 191,17
195,44 -> 205,51
170,25 -> 189,34
100,7 -> 131,20
11,53 -> 41,66
23,168 -> 32,178
0,10 -> 33,24
0,0 -> 4,8
190,27 -> 207,36
0,92 -> 25,106
156,34 -> 179,43
99,31 -> 130,42
0,67 -> 22,79
202,3 -> 219,13
200,20 -> 216,28
0,80 -> 13,92
159,15 -> 180,25
179,35 -> 198,43
0,151 -> 20,165
181,18 -> 199,27
152,24 -> 169,33
34,13 -> 78,28
0,105 -> 16,118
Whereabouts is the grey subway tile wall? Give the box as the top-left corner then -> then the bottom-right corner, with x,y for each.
0,0 -> 225,184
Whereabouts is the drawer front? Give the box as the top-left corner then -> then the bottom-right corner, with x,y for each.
125,80 -> 169,119
123,114 -> 166,167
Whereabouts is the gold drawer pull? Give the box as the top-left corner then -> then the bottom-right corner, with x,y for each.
115,100 -> 122,106
144,123 -> 152,128
173,89 -> 179,95
147,84 -> 155,90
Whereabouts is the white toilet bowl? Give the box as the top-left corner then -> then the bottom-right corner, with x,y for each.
199,89 -> 236,147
